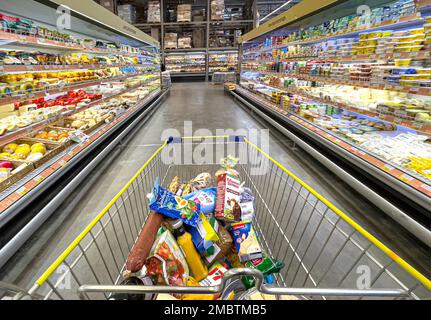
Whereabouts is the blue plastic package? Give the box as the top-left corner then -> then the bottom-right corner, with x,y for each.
149,178 -> 200,227
182,188 -> 217,214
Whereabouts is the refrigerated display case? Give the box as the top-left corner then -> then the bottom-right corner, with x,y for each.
237,0 -> 431,213
208,51 -> 238,72
165,52 -> 206,76
0,0 -> 162,226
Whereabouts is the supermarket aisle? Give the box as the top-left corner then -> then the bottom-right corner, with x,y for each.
1,82 -> 430,290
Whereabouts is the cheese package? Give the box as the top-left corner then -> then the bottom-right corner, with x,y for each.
230,221 -> 262,262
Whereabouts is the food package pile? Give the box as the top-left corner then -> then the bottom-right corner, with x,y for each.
117,156 -> 293,301
164,33 -> 178,49
177,4 -> 192,22
147,1 -> 161,23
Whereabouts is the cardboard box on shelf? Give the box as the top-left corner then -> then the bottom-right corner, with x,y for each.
177,4 -> 192,22
148,1 -> 161,23
164,33 -> 178,49
211,0 -> 225,21
178,37 -> 192,49
117,4 -> 137,24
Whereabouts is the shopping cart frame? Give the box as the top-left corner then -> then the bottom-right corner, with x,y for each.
19,136 -> 430,300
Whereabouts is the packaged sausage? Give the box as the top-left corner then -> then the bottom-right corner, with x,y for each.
125,211 -> 164,274
144,229 -> 189,286
214,156 -> 242,222
149,178 -> 200,227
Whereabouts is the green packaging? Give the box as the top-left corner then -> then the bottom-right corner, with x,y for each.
241,254 -> 285,289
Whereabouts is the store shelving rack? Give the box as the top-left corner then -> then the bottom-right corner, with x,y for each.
134,0 -> 254,80
0,0 -> 166,268
234,0 -> 431,246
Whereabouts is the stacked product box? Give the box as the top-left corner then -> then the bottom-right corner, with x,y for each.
178,37 -> 192,49
164,33 -> 178,49
211,0 -> 225,21
177,4 -> 192,22
117,4 -> 136,24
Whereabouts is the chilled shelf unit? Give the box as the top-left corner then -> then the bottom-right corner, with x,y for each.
0,0 -> 164,264
234,0 -> 431,239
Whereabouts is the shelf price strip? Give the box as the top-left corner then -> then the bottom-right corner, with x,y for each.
235,86 -> 431,197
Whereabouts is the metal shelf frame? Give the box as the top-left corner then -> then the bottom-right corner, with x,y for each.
133,0 -> 254,80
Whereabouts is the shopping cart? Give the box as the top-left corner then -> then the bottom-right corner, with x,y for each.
14,136 -> 431,300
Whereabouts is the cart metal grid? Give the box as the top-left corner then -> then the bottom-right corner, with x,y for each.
14,136 -> 430,300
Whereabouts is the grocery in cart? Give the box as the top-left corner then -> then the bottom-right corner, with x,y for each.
19,136 -> 431,300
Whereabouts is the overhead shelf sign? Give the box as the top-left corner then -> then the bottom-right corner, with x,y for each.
240,0 -> 340,43
47,0 -> 160,47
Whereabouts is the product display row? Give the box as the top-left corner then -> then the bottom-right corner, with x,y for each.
208,53 -> 238,72
0,79 -> 161,210
0,2 -> 163,217
165,52 -> 238,74
165,53 -> 206,73
236,80 -> 431,198
238,0 -> 431,207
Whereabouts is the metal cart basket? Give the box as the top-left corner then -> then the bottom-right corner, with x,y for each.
18,136 -> 431,300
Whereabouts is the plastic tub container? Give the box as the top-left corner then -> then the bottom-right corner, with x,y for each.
416,68 -> 431,74
395,46 -> 423,52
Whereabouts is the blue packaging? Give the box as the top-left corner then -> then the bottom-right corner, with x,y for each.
183,188 -> 217,214
149,178 -> 200,227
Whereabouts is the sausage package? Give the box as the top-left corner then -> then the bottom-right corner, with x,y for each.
144,229 -> 189,286
214,156 -> 242,222
149,178 -> 200,227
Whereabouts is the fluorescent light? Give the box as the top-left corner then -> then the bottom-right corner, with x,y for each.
260,0 -> 294,22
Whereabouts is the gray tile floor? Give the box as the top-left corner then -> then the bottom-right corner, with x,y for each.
0,82 -> 430,295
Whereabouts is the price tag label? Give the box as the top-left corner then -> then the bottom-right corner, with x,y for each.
70,130 -> 90,144
34,175 -> 44,184
381,164 -> 394,172
16,187 -> 29,197
400,174 -> 414,182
